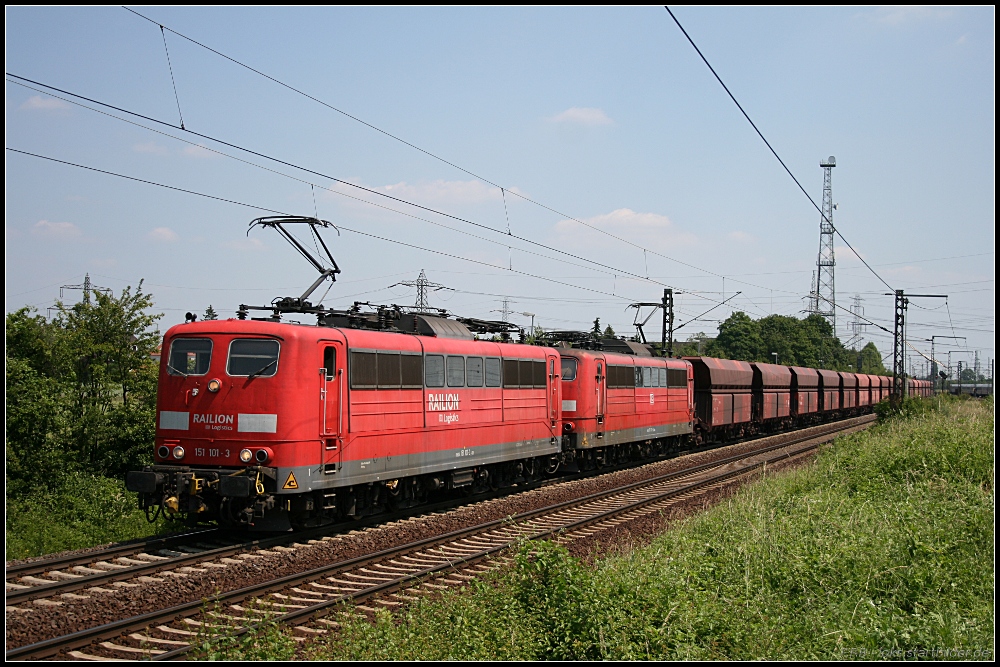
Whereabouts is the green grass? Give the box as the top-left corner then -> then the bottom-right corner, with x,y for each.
272,396 -> 991,661
5,472 -> 179,560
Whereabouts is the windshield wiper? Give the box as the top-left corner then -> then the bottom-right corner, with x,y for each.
248,359 -> 277,379
166,363 -> 189,377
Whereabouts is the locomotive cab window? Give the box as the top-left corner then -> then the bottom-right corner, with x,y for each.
227,339 -> 279,377
425,355 -> 445,388
560,357 -> 578,381
323,347 -> 336,381
168,338 -> 212,376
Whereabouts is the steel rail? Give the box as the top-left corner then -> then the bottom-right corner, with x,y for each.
7,415 -> 873,661
4,466 -> 590,606
4,528 -> 221,579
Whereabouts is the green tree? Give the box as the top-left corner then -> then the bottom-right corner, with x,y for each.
674,332 -> 713,357
6,284 -> 163,485
710,311 -> 882,371
858,342 -> 888,374
591,318 -> 601,336
714,312 -> 762,361
55,283 -> 161,476
204,304 -> 219,321
603,324 -> 616,338
5,355 -> 69,494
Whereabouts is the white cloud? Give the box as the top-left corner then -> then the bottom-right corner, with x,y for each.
148,227 -> 180,242
862,6 -> 954,25
554,208 -> 696,249
728,231 -> 756,243
32,219 -> 81,240
133,141 -> 170,156
20,96 -> 71,112
549,107 -> 614,126
181,144 -> 217,159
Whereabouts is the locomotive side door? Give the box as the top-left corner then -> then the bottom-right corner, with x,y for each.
595,360 -> 606,426
548,356 -> 558,428
319,341 -> 345,474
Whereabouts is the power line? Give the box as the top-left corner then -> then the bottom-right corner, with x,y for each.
8,73 -> 622,283
119,6 -> 783,294
158,24 -> 185,130
8,76 -> 698,299
6,147 -> 286,214
6,146 -> 647,304
663,5 -> 894,294
7,72 -> 739,310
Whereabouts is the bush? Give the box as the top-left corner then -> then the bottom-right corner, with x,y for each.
5,473 -> 175,560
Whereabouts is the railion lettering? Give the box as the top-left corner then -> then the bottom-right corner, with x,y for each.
426,393 -> 460,412
192,414 -> 235,425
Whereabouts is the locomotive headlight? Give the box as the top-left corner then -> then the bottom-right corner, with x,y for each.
157,445 -> 170,459
172,445 -> 185,460
207,378 -> 221,393
239,448 -> 254,463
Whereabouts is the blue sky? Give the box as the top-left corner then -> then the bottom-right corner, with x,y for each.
5,6 -> 994,374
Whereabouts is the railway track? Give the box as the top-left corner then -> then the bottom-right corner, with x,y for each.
6,415 -> 874,661
4,414 -> 851,609
4,460 -> 630,609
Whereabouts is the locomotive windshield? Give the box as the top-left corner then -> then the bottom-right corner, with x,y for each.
167,338 -> 212,376
561,357 -> 578,381
227,339 -> 280,377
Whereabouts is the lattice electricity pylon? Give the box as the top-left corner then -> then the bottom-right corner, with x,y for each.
809,156 -> 837,332
844,293 -> 868,348
60,273 -> 112,303
392,269 -> 449,312
492,297 -> 514,324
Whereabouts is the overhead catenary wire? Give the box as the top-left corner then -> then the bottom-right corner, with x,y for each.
12,73 -> 630,285
6,146 -> 647,304
158,24 -> 185,130
6,72 -> 742,311
17,74 -> 694,302
119,6 -> 783,295
663,5 -> 894,294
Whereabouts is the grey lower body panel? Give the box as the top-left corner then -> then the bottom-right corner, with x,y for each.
277,436 -> 561,493
573,421 -> 693,449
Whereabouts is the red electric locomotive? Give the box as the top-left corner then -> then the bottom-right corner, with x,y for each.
558,349 -> 693,467
127,314 -> 563,530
